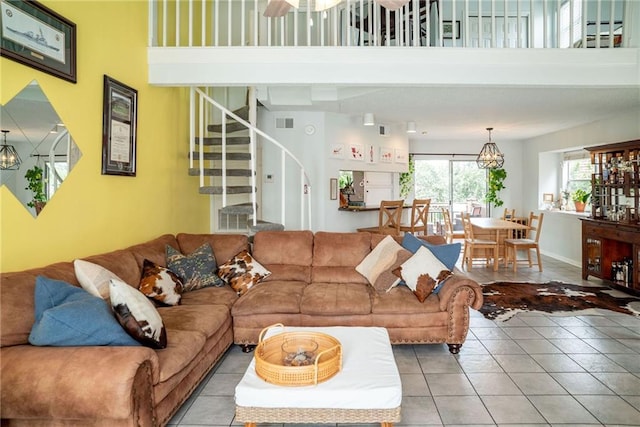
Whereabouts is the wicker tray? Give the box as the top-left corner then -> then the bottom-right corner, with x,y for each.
255,324 -> 342,386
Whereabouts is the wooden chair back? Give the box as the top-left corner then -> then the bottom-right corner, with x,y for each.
471,206 -> 482,216
527,211 -> 544,242
461,212 -> 475,240
502,208 -> 516,221
378,200 -> 404,235
401,198 -> 430,234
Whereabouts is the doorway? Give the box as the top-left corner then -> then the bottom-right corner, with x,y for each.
413,157 -> 488,234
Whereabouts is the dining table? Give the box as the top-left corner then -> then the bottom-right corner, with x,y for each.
469,217 -> 530,266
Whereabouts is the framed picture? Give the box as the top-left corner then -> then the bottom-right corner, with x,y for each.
0,0 -> 76,83
102,75 -> 138,176
330,143 -> 344,159
380,147 -> 393,163
395,148 -> 408,164
443,20 -> 461,39
543,193 -> 554,203
349,143 -> 364,161
330,178 -> 338,200
366,144 -> 377,164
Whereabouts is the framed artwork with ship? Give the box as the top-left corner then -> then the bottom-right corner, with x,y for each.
0,0 -> 76,83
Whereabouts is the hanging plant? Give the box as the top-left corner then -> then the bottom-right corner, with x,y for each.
25,165 -> 47,209
399,154 -> 415,199
485,167 -> 506,207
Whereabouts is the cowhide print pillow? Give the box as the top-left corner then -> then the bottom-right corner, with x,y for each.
110,278 -> 167,349
138,259 -> 183,306
166,244 -> 223,292
392,246 -> 453,303
217,250 -> 271,296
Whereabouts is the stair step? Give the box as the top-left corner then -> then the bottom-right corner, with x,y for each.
199,186 -> 255,195
249,220 -> 285,233
191,152 -> 252,161
189,168 -> 253,177
206,106 -> 250,133
207,121 -> 248,134
195,136 -> 250,146
220,203 -> 256,215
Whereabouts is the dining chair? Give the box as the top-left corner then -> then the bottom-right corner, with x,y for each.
470,206 -> 482,217
461,213 -> 498,271
399,198 -> 430,235
501,208 -> 516,238
504,211 -> 544,272
441,207 -> 464,244
356,200 -> 404,236
501,208 -> 515,221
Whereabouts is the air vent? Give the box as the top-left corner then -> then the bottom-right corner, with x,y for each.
275,117 -> 294,129
378,125 -> 389,136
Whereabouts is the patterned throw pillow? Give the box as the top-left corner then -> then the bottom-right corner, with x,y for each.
355,235 -> 406,293
139,259 -> 183,306
392,246 -> 453,303
217,250 -> 271,296
110,278 -> 167,349
166,244 -> 223,292
73,259 -> 123,300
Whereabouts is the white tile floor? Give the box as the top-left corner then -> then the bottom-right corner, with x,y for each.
168,255 -> 640,426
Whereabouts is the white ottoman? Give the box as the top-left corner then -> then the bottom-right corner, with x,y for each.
235,326 -> 402,426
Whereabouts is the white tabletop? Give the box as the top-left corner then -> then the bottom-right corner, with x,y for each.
235,326 -> 402,410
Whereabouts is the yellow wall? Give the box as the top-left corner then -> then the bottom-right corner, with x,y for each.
0,1 -> 210,272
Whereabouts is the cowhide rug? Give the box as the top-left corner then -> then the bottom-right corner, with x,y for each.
479,281 -> 640,321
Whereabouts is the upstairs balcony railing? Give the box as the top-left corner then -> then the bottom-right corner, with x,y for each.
149,0 -> 630,49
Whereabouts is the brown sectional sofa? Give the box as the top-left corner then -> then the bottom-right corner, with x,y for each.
0,230 -> 482,427
232,230 -> 483,351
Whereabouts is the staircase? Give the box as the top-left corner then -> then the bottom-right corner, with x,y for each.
189,87 -> 311,234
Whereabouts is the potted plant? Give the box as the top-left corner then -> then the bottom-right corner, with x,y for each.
24,165 -> 47,215
572,189 -> 590,212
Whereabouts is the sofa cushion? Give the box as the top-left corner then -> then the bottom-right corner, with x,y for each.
82,249 -> 141,289
0,263 -> 76,347
218,250 -> 271,296
179,285 -> 239,309
158,304 -> 230,339
28,276 -> 141,347
139,259 -> 183,306
253,230 -> 313,282
392,246 -> 453,302
300,282 -> 372,315
312,232 -> 371,284
402,232 -> 461,271
110,279 -> 167,349
176,233 -> 249,266
373,249 -> 413,293
372,285 -> 442,315
356,235 -> 404,292
231,280 -> 307,316
73,259 -> 122,300
128,234 -> 179,270
166,243 -> 224,291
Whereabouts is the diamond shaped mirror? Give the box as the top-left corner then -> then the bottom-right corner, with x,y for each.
0,80 -> 81,217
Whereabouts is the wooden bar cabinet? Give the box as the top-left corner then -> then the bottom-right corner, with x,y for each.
582,139 -> 640,295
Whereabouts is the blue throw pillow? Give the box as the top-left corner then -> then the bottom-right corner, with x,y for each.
29,276 -> 140,347
401,234 -> 461,293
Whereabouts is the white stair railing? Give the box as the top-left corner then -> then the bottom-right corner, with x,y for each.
190,87 -> 312,230
149,0 -> 631,49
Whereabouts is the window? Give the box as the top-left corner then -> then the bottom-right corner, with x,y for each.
560,0 -> 582,48
562,152 -> 591,202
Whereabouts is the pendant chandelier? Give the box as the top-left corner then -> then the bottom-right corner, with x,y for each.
476,127 -> 504,169
0,130 -> 22,170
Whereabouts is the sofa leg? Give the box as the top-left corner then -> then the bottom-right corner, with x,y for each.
447,344 -> 462,354
240,344 -> 256,353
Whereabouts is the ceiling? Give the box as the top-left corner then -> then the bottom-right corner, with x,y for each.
258,84 -> 640,141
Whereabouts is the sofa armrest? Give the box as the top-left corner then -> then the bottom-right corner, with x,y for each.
1,345 -> 158,424
436,275 -> 483,312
